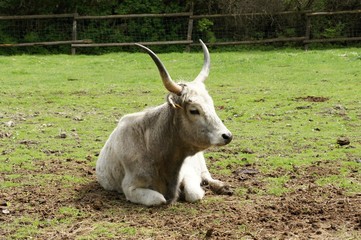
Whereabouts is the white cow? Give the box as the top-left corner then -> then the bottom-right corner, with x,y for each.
96,40 -> 232,206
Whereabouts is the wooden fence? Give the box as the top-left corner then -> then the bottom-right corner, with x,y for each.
0,9 -> 360,54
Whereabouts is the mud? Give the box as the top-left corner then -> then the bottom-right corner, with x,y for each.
1,158 -> 360,239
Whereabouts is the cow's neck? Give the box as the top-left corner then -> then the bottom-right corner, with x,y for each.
146,103 -> 199,201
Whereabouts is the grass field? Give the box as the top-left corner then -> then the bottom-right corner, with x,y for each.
1,47 -> 361,239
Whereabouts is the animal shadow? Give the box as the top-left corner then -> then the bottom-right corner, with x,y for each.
74,180 -> 132,210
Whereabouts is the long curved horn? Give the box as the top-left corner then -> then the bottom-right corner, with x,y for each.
135,43 -> 183,95
194,39 -> 210,83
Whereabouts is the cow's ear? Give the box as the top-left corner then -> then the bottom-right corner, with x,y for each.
167,94 -> 176,108
167,94 -> 183,109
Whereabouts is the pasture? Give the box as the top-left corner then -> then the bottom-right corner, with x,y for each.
1,47 -> 361,239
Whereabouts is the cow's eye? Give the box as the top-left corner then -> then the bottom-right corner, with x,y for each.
189,109 -> 200,115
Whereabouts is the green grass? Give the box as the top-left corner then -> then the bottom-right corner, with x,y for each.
266,176 -> 290,196
1,48 -> 361,239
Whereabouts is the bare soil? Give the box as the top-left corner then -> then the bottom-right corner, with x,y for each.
1,158 -> 360,239
294,96 -> 330,103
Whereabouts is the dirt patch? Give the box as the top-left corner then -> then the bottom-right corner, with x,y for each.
294,96 -> 330,102
243,187 -> 361,239
1,159 -> 360,239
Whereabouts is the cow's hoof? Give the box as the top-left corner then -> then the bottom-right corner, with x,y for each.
210,182 -> 233,196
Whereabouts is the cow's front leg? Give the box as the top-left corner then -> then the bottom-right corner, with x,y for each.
201,170 -> 233,196
205,178 -> 233,195
122,176 -> 166,206
181,168 -> 205,202
194,153 -> 233,196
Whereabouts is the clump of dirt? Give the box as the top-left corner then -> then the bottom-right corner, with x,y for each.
0,131 -> 12,138
337,136 -> 350,146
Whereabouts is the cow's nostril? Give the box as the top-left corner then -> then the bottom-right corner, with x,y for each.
222,134 -> 229,139
222,133 -> 233,143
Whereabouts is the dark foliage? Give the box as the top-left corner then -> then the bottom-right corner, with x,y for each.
0,0 -> 360,54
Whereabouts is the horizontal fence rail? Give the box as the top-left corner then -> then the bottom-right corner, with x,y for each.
0,9 -> 360,54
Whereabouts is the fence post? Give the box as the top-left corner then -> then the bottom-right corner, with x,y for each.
304,13 -> 311,50
185,2 -> 194,52
71,12 -> 78,55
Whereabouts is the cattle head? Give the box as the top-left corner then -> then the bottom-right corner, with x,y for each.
136,40 -> 232,150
